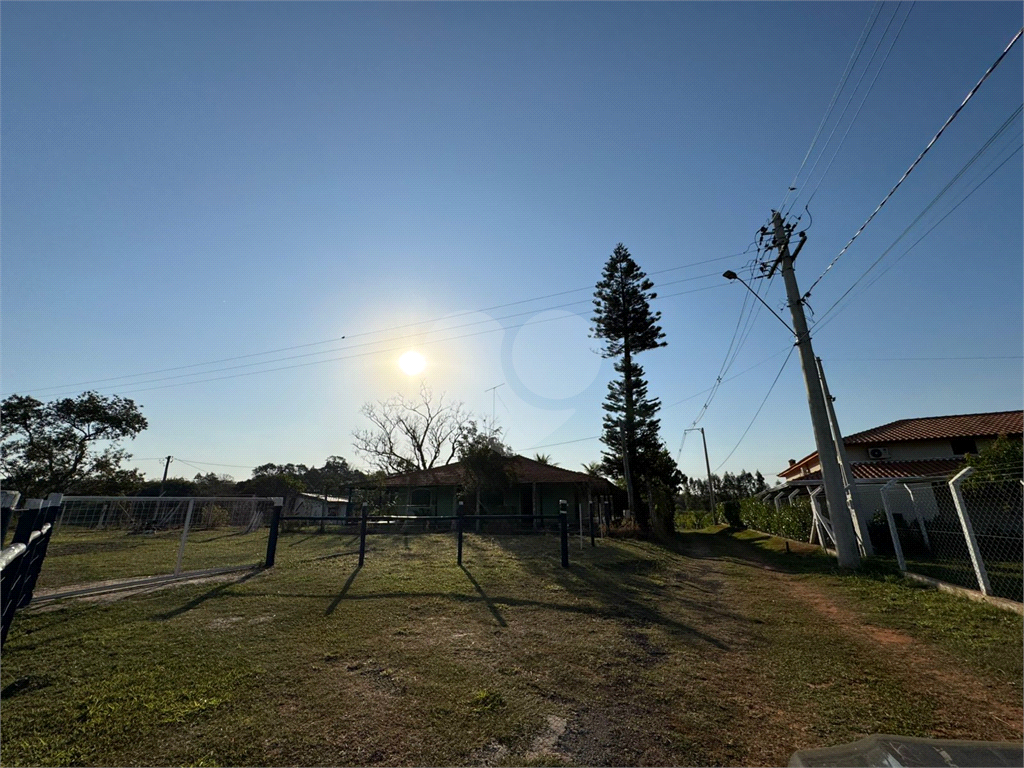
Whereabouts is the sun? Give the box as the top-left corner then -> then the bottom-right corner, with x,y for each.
398,350 -> 426,376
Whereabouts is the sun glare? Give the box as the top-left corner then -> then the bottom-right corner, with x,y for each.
398,350 -> 426,376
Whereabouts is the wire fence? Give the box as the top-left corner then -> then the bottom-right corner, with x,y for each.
878,470 -> 1022,603
26,496 -> 276,594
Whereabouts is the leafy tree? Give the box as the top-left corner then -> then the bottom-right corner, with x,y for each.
581,461 -> 606,477
533,453 -> 557,466
303,455 -> 365,491
591,243 -> 671,532
965,434 -> 1023,481
1,391 -> 148,497
456,422 -> 516,511
353,384 -> 472,474
134,477 -> 200,497
192,472 -> 236,496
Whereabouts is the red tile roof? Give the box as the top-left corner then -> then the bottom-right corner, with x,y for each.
378,455 -> 617,490
795,458 -> 967,482
780,410 -> 1022,478
842,411 -> 1022,445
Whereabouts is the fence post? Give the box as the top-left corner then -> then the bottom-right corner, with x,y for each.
904,485 -> 934,553
173,499 -> 196,576
265,498 -> 283,568
589,499 -> 595,547
16,494 -> 62,611
358,504 -> 368,567
1,505 -> 13,547
809,487 -> 832,547
559,500 -> 569,568
948,467 -> 991,595
879,480 -> 907,572
456,501 -> 464,566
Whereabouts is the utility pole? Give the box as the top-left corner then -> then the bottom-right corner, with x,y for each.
159,456 -> 172,497
769,210 -> 860,568
685,427 -> 717,523
816,356 -> 873,556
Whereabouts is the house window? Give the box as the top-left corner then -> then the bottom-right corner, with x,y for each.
950,437 -> 978,456
410,488 -> 433,514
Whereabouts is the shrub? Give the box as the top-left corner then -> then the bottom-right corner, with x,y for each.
718,500 -> 743,528
738,496 -> 813,541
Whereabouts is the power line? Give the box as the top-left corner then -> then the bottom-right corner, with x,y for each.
19,274 -> 725,399
173,458 -> 256,470
800,2 -> 916,211
780,0 -> 885,213
802,25 -> 1024,300
812,134 -> 1022,332
44,282 -> 730,399
713,346 -> 797,472
17,251 -> 752,397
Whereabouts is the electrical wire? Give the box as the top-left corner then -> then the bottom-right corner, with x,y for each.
17,250 -> 754,397
780,0 -> 885,213
812,132 -> 1023,332
800,2 -> 916,211
802,25 -> 1024,301
17,271 -> 727,399
713,346 -> 797,472
44,282 -> 731,399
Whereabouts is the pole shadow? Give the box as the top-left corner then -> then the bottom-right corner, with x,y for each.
324,566 -> 362,616
459,565 -> 507,627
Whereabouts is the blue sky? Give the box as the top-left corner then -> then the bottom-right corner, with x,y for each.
2,1 -> 1021,486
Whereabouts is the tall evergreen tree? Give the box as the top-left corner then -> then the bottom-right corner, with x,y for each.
591,243 -> 672,532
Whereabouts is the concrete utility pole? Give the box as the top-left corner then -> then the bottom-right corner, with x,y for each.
685,427 -> 717,522
816,356 -> 873,556
159,455 -> 172,497
770,211 -> 861,568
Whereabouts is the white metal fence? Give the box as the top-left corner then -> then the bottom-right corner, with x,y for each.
36,496 -> 275,595
878,469 -> 1023,603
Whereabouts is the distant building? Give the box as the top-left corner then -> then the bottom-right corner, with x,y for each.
376,455 -> 621,526
768,410 -> 1023,535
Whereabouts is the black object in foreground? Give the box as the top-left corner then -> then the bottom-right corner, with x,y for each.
789,734 -> 1023,767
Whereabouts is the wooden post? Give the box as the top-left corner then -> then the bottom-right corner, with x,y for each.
358,504 -> 368,567
457,501 -> 464,566
559,501 -> 569,568
589,496 -> 596,547
265,498 -> 283,568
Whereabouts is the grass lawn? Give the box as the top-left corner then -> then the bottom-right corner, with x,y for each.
2,527 -> 1021,766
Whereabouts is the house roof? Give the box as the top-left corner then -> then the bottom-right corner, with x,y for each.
842,411 -> 1022,445
794,458 -> 967,482
780,410 -> 1022,478
376,455 -> 616,491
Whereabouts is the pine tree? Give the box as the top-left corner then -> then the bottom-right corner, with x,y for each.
591,244 -> 672,532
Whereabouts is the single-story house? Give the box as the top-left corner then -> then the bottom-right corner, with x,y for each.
289,492 -> 349,518
372,455 -> 621,526
766,410 -> 1023,542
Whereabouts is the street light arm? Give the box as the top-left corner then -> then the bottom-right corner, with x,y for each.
723,271 -> 797,337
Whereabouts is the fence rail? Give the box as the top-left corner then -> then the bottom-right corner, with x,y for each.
1,494 -> 62,649
265,506 -> 583,570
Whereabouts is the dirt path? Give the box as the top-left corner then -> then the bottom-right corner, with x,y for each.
679,533 -> 1023,747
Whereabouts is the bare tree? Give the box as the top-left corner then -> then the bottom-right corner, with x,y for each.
352,385 -> 472,474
